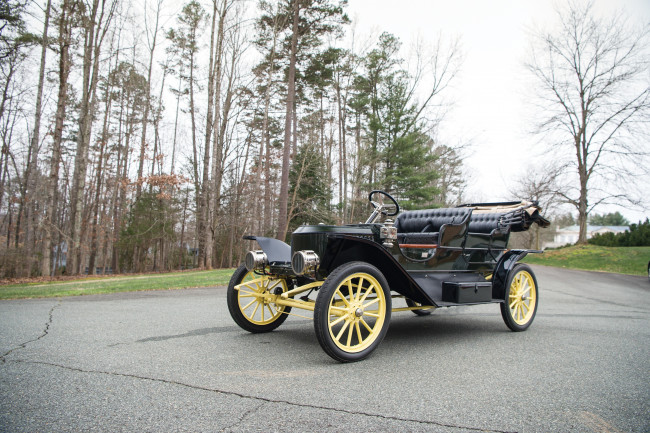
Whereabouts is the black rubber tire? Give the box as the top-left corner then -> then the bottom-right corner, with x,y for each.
313,262 -> 391,362
226,264 -> 291,333
405,298 -> 433,316
500,263 -> 539,332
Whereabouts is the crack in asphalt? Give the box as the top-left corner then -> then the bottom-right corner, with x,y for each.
10,359 -> 516,433
219,401 -> 267,432
0,301 -> 60,363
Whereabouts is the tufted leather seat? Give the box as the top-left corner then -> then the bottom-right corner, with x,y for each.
394,207 -> 473,234
467,213 -> 504,234
394,207 -> 472,246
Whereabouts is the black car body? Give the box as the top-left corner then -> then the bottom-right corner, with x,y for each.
227,191 -> 550,362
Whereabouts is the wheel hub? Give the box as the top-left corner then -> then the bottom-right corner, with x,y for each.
354,307 -> 364,317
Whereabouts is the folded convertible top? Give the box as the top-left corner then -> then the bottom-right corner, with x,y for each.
457,201 -> 551,232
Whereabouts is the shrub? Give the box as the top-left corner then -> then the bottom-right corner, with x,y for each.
589,218 -> 650,246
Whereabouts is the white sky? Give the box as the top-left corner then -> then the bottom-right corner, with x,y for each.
346,0 -> 650,222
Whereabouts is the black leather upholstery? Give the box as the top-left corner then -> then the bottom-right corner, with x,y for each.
467,213 -> 504,234
394,208 -> 472,234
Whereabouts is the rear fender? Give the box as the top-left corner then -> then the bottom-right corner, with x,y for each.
319,234 -> 433,305
492,250 -> 533,300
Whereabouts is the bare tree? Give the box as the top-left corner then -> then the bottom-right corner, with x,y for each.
42,0 -> 78,276
526,0 -> 650,244
69,0 -> 118,274
136,0 -> 164,199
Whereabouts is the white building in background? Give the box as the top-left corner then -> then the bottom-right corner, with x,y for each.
544,225 -> 630,249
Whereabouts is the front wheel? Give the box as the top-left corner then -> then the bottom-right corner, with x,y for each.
226,264 -> 291,333
313,262 -> 391,362
500,264 -> 538,331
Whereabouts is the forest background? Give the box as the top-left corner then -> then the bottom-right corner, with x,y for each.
0,0 -> 648,278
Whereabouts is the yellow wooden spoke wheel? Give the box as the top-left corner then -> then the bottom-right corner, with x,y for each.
227,265 -> 291,333
314,262 -> 391,362
500,264 -> 538,331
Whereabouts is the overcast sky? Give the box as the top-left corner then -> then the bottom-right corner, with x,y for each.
345,0 -> 650,222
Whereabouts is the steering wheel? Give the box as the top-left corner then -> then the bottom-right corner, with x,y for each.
368,190 -> 400,221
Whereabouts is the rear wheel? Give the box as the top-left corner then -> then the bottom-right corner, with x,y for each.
227,264 -> 291,333
500,264 -> 538,331
405,298 -> 434,316
314,262 -> 391,362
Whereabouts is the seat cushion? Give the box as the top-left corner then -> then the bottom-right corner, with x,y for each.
394,207 -> 472,233
467,213 -> 504,234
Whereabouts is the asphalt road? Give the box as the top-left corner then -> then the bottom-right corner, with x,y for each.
1,265 -> 648,433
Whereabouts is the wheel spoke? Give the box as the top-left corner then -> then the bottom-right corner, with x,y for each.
251,302 -> 260,318
346,280 -> 354,301
356,277 -> 364,301
362,297 -> 380,309
241,282 -> 261,293
242,298 -> 258,311
330,314 -> 348,327
355,322 -> 363,343
335,320 -> 350,341
328,306 -> 347,317
360,285 -> 374,303
360,317 -> 373,332
335,289 -> 350,307
346,322 -> 354,347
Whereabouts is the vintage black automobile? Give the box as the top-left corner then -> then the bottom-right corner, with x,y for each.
227,191 -> 550,362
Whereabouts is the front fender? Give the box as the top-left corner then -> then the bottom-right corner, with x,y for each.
319,234 -> 433,305
243,236 -> 291,264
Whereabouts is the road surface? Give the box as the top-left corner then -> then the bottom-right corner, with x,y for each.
1,265 -> 648,432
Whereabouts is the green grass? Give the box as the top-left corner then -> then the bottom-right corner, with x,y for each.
523,244 -> 650,276
0,269 -> 236,300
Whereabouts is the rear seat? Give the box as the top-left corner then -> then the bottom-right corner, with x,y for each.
394,208 -> 472,245
467,213 -> 504,234
465,212 -> 510,250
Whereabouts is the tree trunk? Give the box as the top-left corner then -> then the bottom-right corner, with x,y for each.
42,0 -> 74,277
25,0 -> 51,274
70,0 -> 115,275
276,0 -> 300,241
88,85 -> 112,274
257,13 -> 279,236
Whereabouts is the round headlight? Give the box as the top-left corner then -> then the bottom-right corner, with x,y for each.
291,250 -> 320,276
245,250 -> 268,271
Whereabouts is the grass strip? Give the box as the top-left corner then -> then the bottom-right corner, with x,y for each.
523,244 -> 650,276
0,269 -> 235,300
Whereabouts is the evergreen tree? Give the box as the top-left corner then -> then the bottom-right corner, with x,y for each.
589,212 -> 629,226
118,192 -> 176,272
287,141 -> 334,237
352,32 -> 440,209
